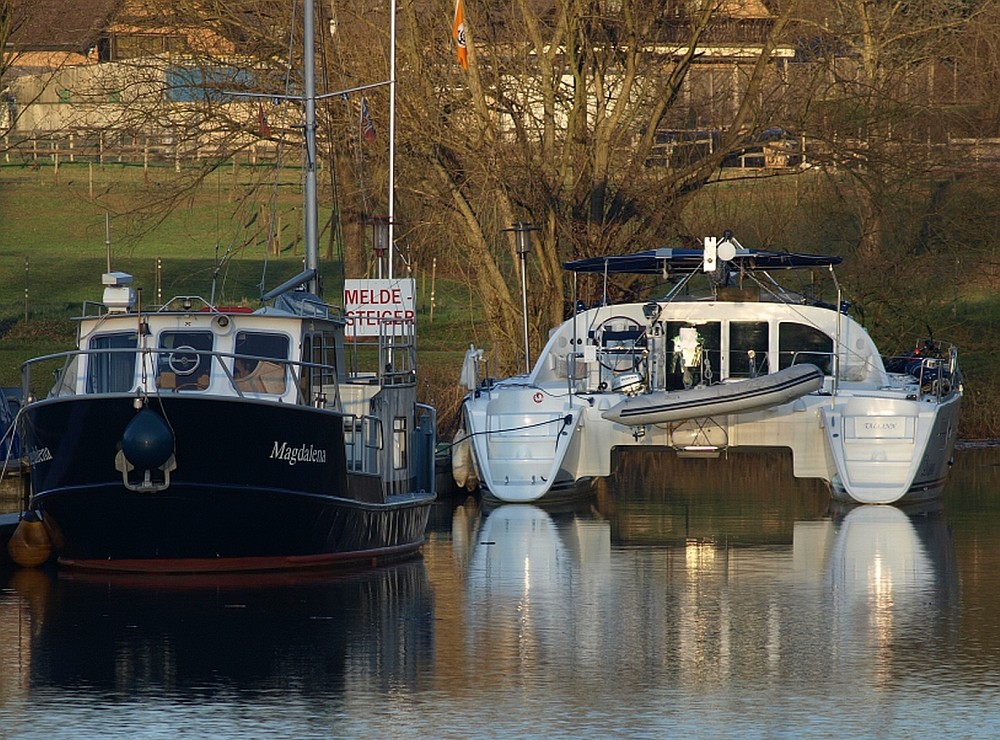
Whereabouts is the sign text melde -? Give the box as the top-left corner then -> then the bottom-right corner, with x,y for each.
343,279 -> 416,337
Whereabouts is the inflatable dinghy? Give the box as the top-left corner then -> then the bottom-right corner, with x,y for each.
603,364 -> 824,425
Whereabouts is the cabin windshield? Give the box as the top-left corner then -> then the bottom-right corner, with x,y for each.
157,331 -> 214,391
233,331 -> 290,394
664,321 -> 721,390
729,321 -> 769,378
86,331 -> 138,393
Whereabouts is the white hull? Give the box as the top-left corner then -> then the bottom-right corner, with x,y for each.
823,394 -> 960,505
465,377 -> 959,505
462,251 -> 961,506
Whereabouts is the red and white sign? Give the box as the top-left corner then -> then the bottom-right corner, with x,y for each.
343,279 -> 416,337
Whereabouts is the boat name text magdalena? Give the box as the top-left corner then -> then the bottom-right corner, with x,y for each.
270,441 -> 327,465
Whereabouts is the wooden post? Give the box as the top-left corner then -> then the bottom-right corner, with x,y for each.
89,161 -> 94,199
23,256 -> 29,321
143,137 -> 149,182
429,257 -> 437,323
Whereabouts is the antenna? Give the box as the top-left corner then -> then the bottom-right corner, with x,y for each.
105,212 -> 112,272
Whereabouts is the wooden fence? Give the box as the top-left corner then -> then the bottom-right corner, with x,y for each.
0,131 -> 281,171
6,129 -> 1000,177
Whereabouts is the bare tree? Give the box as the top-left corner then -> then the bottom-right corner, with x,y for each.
3,0 -> 366,296
383,0 -> 807,372
784,0 -> 988,344
16,0 -> 994,362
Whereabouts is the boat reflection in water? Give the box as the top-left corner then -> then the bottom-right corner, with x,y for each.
465,503 -> 611,665
468,501 -> 611,587
1,561 -> 434,700
795,503 -> 955,604
457,452 -> 958,705
0,451 -> 977,736
794,502 -> 958,677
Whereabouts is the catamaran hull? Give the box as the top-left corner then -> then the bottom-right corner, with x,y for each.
21,395 -> 433,572
824,393 -> 961,506
463,382 -> 960,506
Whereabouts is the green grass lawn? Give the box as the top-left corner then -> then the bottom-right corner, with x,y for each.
2,161 -> 998,437
0,161 -> 473,415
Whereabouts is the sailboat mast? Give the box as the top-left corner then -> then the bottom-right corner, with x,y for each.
303,0 -> 319,294
388,0 -> 396,280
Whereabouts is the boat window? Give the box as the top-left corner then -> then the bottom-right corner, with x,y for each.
664,322 -> 720,389
393,416 -> 407,470
302,330 -> 339,404
729,322 -> 769,378
87,332 -> 138,393
158,331 -> 214,391
778,322 -> 833,374
233,332 -> 289,394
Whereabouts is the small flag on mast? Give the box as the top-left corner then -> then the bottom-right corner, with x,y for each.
360,97 -> 377,144
452,0 -> 468,70
257,103 -> 271,138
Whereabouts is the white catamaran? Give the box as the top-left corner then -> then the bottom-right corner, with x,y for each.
456,234 -> 961,506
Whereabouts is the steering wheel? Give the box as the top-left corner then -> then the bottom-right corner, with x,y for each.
593,316 -> 645,373
167,345 -> 199,376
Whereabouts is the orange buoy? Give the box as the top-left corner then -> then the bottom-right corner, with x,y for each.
7,511 -> 52,568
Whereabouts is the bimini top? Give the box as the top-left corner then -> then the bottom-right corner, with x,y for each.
564,247 -> 842,275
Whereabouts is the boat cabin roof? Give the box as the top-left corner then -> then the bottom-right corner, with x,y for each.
564,248 -> 841,275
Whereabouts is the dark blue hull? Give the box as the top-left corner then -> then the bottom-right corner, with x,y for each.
21,395 -> 433,572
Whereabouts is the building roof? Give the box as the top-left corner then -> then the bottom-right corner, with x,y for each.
7,0 -> 122,53
717,0 -> 774,18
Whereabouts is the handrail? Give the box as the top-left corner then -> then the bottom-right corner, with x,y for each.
342,402 -> 437,495
20,346 -> 341,406
882,343 -> 960,401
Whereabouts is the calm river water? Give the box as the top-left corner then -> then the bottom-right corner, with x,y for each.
3,446 -> 1000,738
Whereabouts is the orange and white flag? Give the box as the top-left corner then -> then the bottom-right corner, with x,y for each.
452,0 -> 468,70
